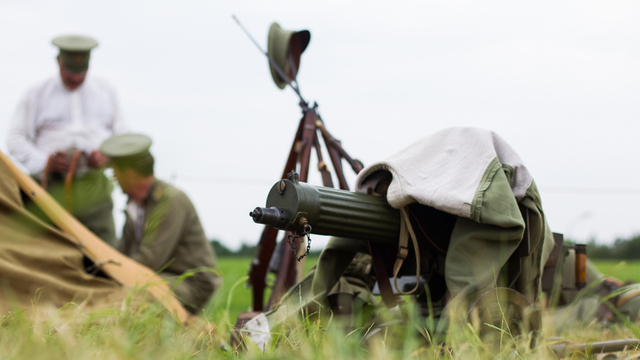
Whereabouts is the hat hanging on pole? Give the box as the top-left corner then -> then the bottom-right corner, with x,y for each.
267,22 -> 310,90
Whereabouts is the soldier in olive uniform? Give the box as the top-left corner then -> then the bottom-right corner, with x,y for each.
554,249 -> 640,327
100,134 -> 220,314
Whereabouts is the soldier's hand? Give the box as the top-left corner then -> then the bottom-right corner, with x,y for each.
49,151 -> 69,173
88,150 -> 109,169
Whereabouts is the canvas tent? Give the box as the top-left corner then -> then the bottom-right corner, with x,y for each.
0,152 -> 187,320
0,158 -> 134,314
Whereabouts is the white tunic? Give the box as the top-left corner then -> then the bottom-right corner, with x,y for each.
7,76 -> 128,175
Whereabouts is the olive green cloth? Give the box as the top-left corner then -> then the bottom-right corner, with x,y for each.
266,250 -> 374,328
0,159 -> 131,314
118,179 -> 220,314
24,170 -> 116,245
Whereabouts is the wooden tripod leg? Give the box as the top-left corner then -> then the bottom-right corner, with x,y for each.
316,120 -> 363,190
266,232 -> 300,309
248,226 -> 278,311
313,136 -> 334,188
249,108 -> 309,311
264,108 -> 318,309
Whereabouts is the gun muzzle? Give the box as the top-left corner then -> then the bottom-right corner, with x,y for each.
250,206 -> 289,229
250,172 -> 401,244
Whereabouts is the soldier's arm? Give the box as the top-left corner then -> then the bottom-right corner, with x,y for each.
7,92 -> 49,175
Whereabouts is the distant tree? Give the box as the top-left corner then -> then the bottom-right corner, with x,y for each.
586,239 -> 613,259
210,239 -> 234,257
612,235 -> 640,260
236,243 -> 257,257
584,235 -> 640,260
211,239 -> 321,258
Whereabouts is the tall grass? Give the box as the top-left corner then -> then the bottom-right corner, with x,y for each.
1,258 -> 639,359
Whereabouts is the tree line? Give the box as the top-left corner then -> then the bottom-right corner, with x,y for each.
584,235 -> 640,260
211,236 -> 640,260
210,240 -> 321,257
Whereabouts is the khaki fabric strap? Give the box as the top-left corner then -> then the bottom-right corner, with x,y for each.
64,150 -> 83,212
616,289 -> 640,309
393,207 -> 421,295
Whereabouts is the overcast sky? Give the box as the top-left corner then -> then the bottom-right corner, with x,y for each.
1,1 -> 639,250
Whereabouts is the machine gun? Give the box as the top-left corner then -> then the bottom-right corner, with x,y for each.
234,18 -> 364,311
250,173 -> 599,336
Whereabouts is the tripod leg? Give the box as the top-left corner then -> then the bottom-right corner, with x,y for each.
248,226 -> 279,311
313,135 -> 334,188
266,232 -> 301,309
316,120 -> 363,189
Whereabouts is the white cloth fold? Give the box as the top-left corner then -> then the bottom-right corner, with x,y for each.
355,127 -> 533,218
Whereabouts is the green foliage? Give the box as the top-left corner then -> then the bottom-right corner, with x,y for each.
209,240 -> 322,258
210,239 -> 239,257
586,235 -> 640,260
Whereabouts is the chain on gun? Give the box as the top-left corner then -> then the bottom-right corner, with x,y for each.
286,226 -> 312,261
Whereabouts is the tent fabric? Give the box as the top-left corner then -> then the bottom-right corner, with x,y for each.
0,160 -> 131,314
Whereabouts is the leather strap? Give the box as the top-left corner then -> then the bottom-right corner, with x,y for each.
369,242 -> 397,307
393,207 -> 421,295
64,150 -> 83,212
41,154 -> 54,189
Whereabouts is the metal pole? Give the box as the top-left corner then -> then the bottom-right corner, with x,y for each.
550,338 -> 640,356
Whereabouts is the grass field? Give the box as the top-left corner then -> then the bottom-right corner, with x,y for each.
2,257 -> 640,359
591,260 -> 640,282
207,257 -> 640,322
204,256 -> 318,322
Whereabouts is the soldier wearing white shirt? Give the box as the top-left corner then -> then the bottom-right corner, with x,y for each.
7,35 -> 128,245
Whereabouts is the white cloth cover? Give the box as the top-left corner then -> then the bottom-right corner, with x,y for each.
355,127 -> 533,218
